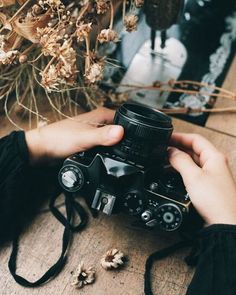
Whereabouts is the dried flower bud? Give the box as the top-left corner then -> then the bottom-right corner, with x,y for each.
71,262 -> 95,289
97,29 -> 119,43
0,50 -> 19,65
109,92 -> 129,103
40,65 -> 59,92
124,15 -> 138,32
85,63 -> 103,83
43,0 -> 62,9
76,22 -> 92,42
31,4 -> 44,16
101,249 -> 125,270
135,0 -> 144,8
167,79 -> 176,87
95,0 -> 110,14
19,54 -> 27,63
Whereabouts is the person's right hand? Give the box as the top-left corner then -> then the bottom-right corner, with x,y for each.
168,133 -> 236,226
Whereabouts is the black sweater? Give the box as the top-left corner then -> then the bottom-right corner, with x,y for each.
1,131 -> 236,294
0,131 -> 60,244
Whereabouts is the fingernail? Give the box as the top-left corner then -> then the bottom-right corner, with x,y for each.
107,126 -> 123,139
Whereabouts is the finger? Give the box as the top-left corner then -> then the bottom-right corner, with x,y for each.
169,145 -> 201,166
168,147 -> 201,184
170,133 -> 219,166
181,148 -> 201,166
170,133 -> 217,154
74,107 -> 115,125
77,125 -> 124,150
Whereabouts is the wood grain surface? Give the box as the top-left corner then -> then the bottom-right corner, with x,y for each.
1,117 -> 236,295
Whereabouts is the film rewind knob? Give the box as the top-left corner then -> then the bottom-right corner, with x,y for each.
59,165 -> 84,192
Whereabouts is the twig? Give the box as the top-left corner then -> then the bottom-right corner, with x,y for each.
109,0 -> 114,29
122,0 -> 126,23
76,2 -> 90,27
0,0 -> 32,34
118,83 -> 236,100
159,106 -> 236,115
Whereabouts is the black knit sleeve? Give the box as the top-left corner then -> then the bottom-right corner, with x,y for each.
187,224 -> 236,295
0,131 -> 61,245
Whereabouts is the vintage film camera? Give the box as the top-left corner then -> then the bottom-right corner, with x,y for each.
58,103 -> 199,232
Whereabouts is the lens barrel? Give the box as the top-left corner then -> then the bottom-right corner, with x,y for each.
112,103 -> 173,166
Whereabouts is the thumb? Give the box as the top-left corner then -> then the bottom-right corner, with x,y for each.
79,125 -> 124,149
168,147 -> 201,184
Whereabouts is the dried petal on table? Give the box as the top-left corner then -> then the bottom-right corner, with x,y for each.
71,262 -> 96,289
101,248 -> 125,270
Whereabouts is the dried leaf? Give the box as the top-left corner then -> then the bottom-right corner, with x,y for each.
4,32 -> 23,50
0,12 -> 12,30
12,10 -> 51,43
0,0 -> 15,8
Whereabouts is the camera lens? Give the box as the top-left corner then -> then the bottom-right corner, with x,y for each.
112,103 -> 173,165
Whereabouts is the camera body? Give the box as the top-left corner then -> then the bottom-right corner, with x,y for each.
58,103 -> 198,232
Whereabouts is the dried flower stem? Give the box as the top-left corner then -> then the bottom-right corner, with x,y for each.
160,106 -> 236,115
119,83 -> 236,100
85,35 -> 91,73
76,2 -> 90,27
95,19 -> 102,52
109,0 -> 114,29
28,52 -> 43,63
122,0 -> 126,22
43,56 -> 56,74
20,43 -> 36,56
4,94 -> 23,130
173,80 -> 235,97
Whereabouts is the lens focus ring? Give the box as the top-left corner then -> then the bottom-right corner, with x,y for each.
114,112 -> 171,140
112,103 -> 173,165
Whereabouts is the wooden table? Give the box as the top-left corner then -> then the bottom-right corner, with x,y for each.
0,57 -> 236,295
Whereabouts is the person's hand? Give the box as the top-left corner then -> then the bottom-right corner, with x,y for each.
168,133 -> 236,226
25,107 -> 124,165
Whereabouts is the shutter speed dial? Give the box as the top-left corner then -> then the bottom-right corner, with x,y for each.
123,191 -> 143,215
59,165 -> 84,192
156,203 -> 183,231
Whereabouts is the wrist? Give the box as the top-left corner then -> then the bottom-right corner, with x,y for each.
206,214 -> 236,227
25,129 -> 47,165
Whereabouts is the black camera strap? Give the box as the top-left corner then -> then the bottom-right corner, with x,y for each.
8,192 -> 199,291
144,239 -> 198,295
8,192 -> 88,287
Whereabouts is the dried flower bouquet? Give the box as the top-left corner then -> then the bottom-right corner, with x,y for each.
0,0 -> 141,126
1,0 -> 235,128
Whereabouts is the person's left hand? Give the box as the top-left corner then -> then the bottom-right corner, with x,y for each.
25,107 -> 124,165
